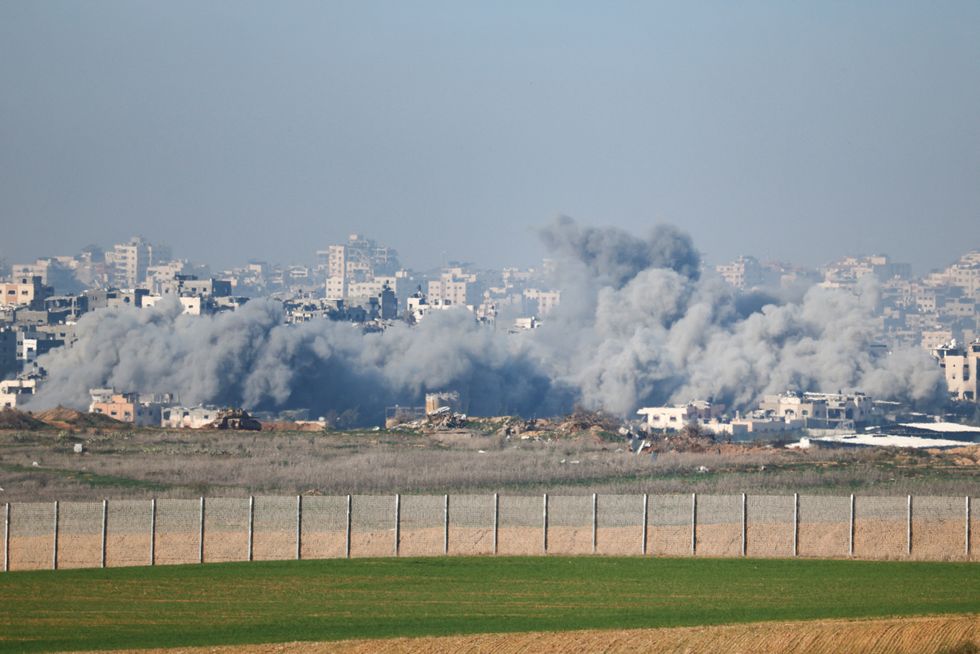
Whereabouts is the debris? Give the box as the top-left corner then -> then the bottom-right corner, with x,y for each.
554,408 -> 621,437
426,411 -> 468,430
73,443 -> 85,454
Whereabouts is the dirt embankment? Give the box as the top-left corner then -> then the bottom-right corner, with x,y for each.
77,614 -> 979,654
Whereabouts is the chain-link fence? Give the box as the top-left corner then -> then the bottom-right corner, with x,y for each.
2,494 -> 975,572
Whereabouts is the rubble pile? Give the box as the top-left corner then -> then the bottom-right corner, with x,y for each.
491,410 -> 626,442
390,410 -> 468,432
646,428 -> 718,454
427,410 -> 468,430
554,409 -> 622,440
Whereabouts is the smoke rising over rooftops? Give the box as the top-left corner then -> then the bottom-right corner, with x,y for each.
29,219 -> 944,423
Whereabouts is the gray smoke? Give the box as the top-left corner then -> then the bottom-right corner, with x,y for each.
531,218 -> 943,415
29,298 -> 562,422
28,217 -> 944,422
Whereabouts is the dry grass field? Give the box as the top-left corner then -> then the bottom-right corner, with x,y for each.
80,615 -> 980,654
0,423 -> 977,502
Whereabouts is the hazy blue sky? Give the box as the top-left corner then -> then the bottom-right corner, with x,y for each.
1,1 -> 977,272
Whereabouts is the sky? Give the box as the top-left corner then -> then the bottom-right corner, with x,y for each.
1,1 -> 978,273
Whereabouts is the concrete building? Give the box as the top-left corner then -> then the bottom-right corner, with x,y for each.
0,377 -> 39,409
406,287 -> 430,323
637,401 -> 722,431
922,328 -> 954,351
425,391 -> 461,415
522,288 -> 561,317
105,288 -> 149,310
378,283 -> 397,319
405,286 -> 472,323
161,406 -> 221,429
88,389 -> 164,426
109,237 -> 151,289
715,256 -> 772,289
821,255 -> 911,288
704,415 -> 805,438
512,317 -> 541,331
44,295 -> 88,321
934,339 -> 980,402
0,276 -> 51,310
321,234 -> 400,300
0,327 -> 17,379
145,261 -> 192,294
758,391 -> 874,428
427,268 -> 483,309
17,331 -> 63,366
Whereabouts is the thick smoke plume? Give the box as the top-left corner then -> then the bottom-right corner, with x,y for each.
29,218 -> 944,423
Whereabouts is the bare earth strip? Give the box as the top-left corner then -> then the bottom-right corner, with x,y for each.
76,614 -> 979,654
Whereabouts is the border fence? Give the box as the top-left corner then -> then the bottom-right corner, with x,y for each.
2,493 -> 976,571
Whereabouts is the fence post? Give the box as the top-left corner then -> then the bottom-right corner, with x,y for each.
345,494 -> 352,559
492,493 -> 499,555
592,493 -> 598,555
690,493 -> 697,556
101,499 -> 108,569
792,493 -> 799,557
542,494 -> 549,554
52,500 -> 59,571
149,498 -> 156,566
247,496 -> 254,562
741,493 -> 747,557
3,503 -> 8,573
198,497 -> 205,564
443,494 -> 449,556
641,494 -> 648,556
966,496 -> 971,558
848,494 -> 855,557
907,495 -> 912,557
394,494 -> 400,557
296,495 -> 303,561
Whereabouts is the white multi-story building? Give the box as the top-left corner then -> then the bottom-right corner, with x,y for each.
427,267 -> 482,309
716,256 -> 767,289
522,288 -> 560,317
934,339 -> 980,402
108,237 -> 152,289
321,234 -> 400,300
636,401 -> 722,431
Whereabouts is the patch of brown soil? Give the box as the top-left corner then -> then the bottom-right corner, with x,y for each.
259,421 -> 324,432
941,445 -> 980,466
75,614 -> 980,654
34,406 -> 128,431
0,408 -> 50,431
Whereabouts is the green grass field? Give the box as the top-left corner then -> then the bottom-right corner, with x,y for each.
1,557 -> 978,653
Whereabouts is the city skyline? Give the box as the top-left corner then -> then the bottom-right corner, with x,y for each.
2,225 -> 978,278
